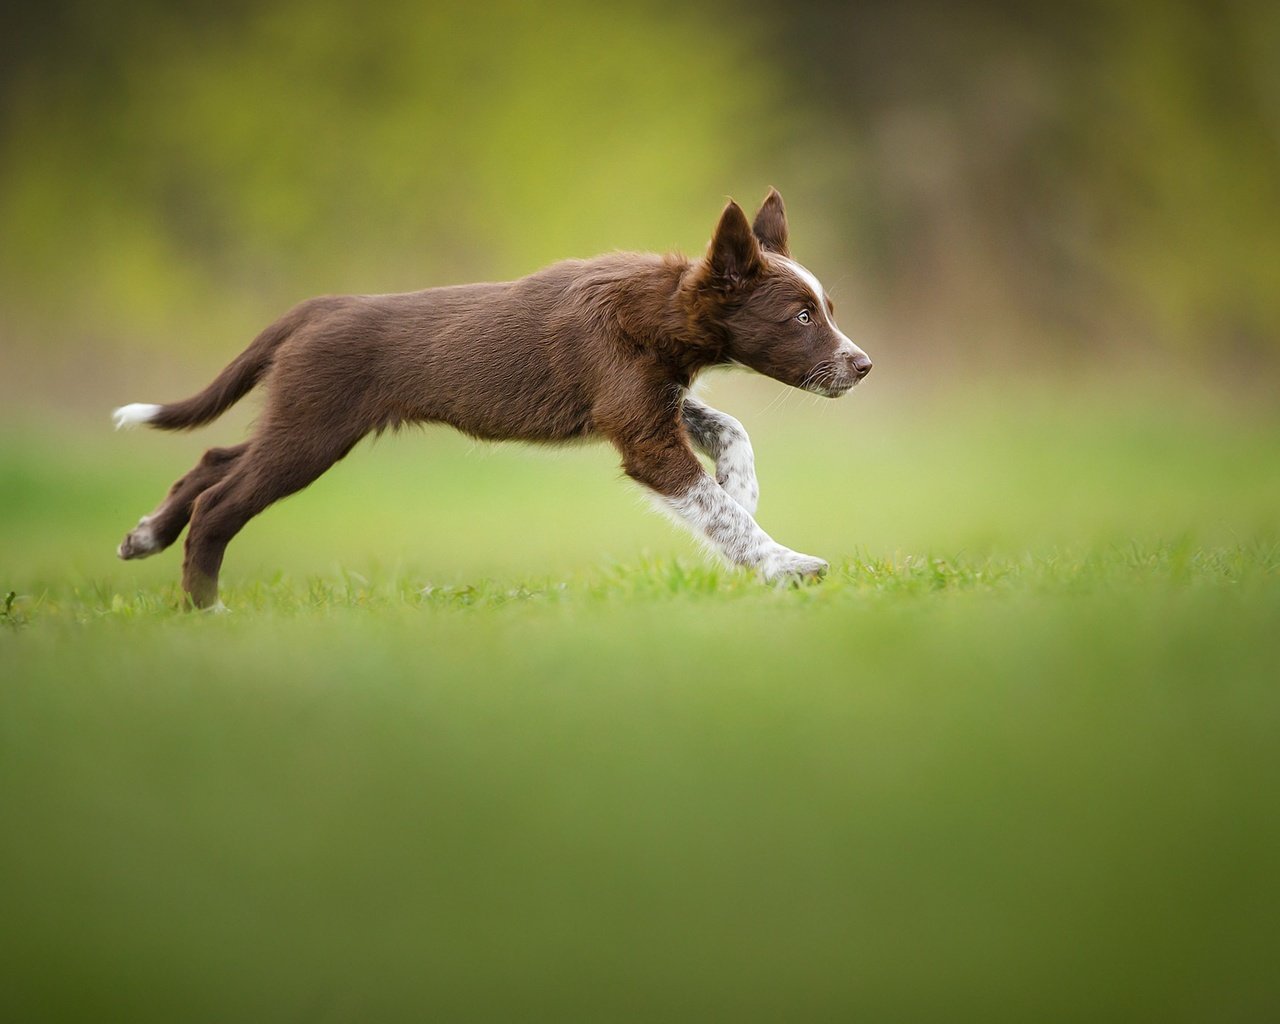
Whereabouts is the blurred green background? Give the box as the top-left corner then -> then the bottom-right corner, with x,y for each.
2,1 -> 1279,1021
4,0 -> 1280,390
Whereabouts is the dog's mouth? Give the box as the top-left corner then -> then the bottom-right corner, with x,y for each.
807,376 -> 859,399
819,347 -> 874,397
799,354 -> 872,398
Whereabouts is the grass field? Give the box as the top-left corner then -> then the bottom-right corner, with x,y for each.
3,378 -> 1279,1021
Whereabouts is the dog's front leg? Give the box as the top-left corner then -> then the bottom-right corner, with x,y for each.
681,395 -> 759,516
616,432 -> 826,583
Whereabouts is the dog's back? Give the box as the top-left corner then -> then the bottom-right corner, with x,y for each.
261,251 -> 691,443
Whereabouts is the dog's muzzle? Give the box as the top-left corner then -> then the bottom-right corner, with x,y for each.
820,348 -> 873,397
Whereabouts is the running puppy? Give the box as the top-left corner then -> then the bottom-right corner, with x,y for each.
114,189 -> 872,609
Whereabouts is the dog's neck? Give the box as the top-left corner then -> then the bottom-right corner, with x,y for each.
573,252 -> 730,386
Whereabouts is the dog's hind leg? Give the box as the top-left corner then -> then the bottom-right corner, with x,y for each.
180,429 -> 363,609
681,395 -> 759,516
118,444 -> 249,560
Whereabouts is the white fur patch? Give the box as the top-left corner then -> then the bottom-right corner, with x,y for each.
715,431 -> 759,516
682,398 -> 759,515
836,334 -> 869,362
770,256 -> 869,366
772,256 -> 834,325
117,514 -> 161,559
775,256 -> 826,304
112,403 -> 161,430
664,476 -> 826,582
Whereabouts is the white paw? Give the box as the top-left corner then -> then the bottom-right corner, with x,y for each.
761,550 -> 829,584
117,518 -> 161,560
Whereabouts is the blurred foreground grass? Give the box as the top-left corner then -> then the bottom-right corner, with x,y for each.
3,381 -> 1279,1021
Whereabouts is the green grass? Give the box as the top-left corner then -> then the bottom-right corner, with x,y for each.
3,381 -> 1280,1022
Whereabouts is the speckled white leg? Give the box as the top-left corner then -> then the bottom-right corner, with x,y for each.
664,475 -> 826,583
681,396 -> 760,516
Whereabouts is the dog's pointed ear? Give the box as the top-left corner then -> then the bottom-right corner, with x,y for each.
752,187 -> 789,257
707,200 -> 763,289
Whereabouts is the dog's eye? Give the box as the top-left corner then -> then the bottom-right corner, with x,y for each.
796,310 -> 811,324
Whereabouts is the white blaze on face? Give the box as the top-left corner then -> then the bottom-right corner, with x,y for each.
771,256 -> 869,364
774,256 -> 829,320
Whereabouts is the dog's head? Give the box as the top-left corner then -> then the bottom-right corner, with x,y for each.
691,189 -> 871,396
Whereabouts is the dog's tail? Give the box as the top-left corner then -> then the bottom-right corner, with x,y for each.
112,299 -> 324,432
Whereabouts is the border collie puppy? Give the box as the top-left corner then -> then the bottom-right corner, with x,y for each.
113,189 -> 872,609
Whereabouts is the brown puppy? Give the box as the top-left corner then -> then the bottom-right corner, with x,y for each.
114,189 -> 872,609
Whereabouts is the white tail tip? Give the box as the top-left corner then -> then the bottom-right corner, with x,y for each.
112,403 -> 162,430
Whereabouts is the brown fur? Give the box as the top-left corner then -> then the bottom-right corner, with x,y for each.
116,190 -> 871,608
